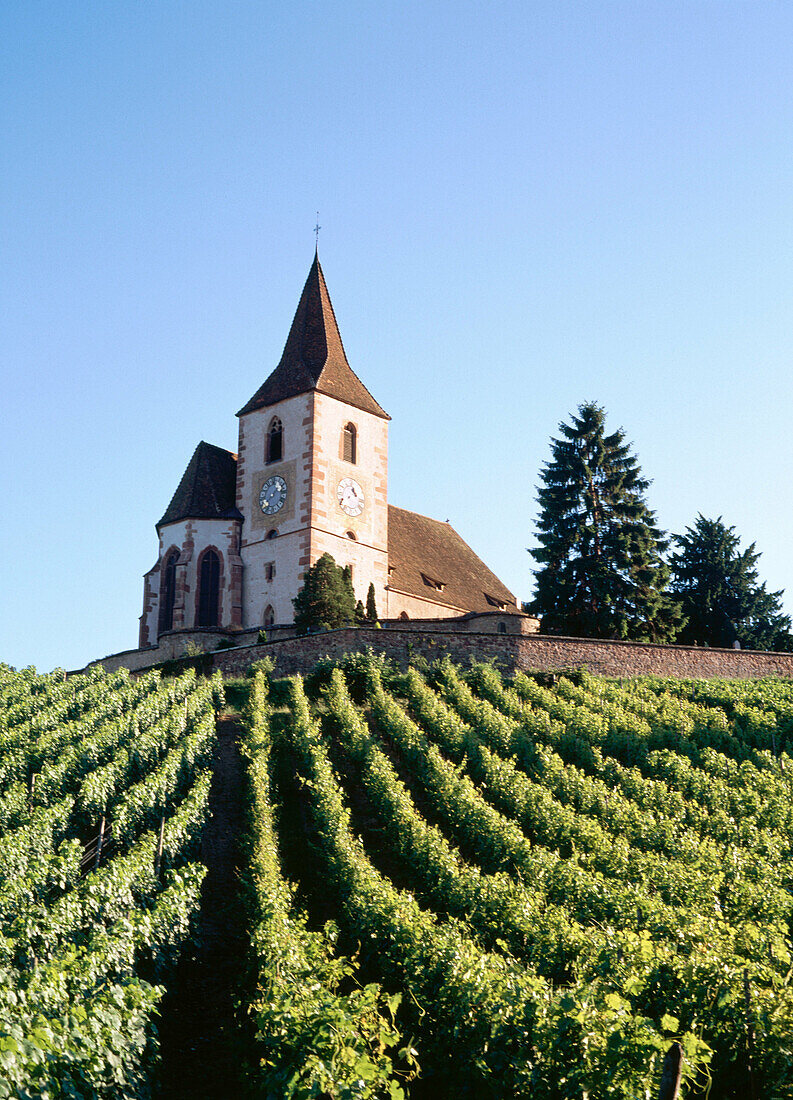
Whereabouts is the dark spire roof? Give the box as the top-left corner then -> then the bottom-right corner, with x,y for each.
157,441 -> 242,530
238,255 -> 389,419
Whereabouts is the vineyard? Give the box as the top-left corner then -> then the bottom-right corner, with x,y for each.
4,654 -> 793,1097
0,662 -> 221,1096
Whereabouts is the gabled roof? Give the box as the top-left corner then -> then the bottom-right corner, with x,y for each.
238,254 -> 389,420
157,442 -> 242,530
387,505 -> 517,614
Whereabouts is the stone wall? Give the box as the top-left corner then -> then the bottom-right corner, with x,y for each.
109,628 -> 793,681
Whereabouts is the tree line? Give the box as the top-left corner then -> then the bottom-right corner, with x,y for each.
528,402 -> 791,650
290,401 -> 790,651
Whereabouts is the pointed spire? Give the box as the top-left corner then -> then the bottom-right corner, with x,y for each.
238,256 -> 389,419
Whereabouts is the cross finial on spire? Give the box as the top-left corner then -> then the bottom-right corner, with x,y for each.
314,212 -> 321,251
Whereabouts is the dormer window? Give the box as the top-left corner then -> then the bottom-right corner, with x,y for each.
342,422 -> 357,464
266,418 -> 283,463
485,593 -> 508,611
421,572 -> 445,592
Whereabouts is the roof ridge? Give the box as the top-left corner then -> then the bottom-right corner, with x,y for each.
388,503 -> 452,525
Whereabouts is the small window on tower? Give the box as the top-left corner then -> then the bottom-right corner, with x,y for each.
346,530 -> 357,540
266,529 -> 278,540
342,423 -> 357,464
263,605 -> 275,627
265,562 -> 275,582
266,418 -> 283,463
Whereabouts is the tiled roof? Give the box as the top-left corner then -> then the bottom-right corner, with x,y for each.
387,505 -> 517,614
157,442 -> 242,530
238,254 -> 389,420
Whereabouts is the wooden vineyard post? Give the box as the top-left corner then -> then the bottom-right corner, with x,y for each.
656,1042 -> 682,1100
744,970 -> 759,1100
94,815 -> 106,871
154,813 -> 166,879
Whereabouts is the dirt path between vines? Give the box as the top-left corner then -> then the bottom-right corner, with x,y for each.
157,715 -> 251,1099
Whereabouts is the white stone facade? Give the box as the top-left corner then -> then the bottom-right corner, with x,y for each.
139,516 -> 242,646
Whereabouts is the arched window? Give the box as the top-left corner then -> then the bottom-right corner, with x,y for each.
346,530 -> 357,540
159,550 -> 179,633
197,549 -> 221,627
266,529 -> 278,540
266,418 -> 283,464
263,605 -> 275,627
342,422 -> 357,464
399,611 -> 410,621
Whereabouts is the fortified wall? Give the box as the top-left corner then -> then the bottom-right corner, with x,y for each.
91,625 -> 793,681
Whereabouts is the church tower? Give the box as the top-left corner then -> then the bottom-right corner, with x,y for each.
235,254 -> 390,628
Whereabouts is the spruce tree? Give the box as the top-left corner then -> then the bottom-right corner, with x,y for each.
355,599 -> 366,625
365,582 -> 378,622
529,403 -> 680,641
292,554 -> 357,634
669,515 -> 791,650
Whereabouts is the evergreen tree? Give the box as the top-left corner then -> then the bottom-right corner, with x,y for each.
292,554 -> 357,634
341,565 -> 357,614
529,403 -> 680,641
669,515 -> 791,650
365,582 -> 378,622
355,599 -> 366,625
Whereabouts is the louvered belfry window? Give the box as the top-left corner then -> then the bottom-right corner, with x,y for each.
197,549 -> 220,627
343,422 -> 357,464
159,551 -> 179,633
267,418 -> 283,463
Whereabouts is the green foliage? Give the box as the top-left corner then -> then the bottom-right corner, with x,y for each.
221,677 -> 251,714
10,654 -> 793,1097
304,649 -> 399,702
240,668 -> 414,1098
669,514 -> 792,650
292,553 -> 358,634
529,403 -> 681,642
0,664 -> 218,1096
366,582 -> 378,622
231,652 -> 793,1098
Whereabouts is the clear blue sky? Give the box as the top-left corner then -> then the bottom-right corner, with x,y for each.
3,1 -> 793,672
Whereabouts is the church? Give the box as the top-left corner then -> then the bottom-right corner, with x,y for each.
138,254 -> 519,647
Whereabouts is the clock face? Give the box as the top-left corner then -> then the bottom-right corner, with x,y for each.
259,475 -> 287,515
337,477 -> 365,517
